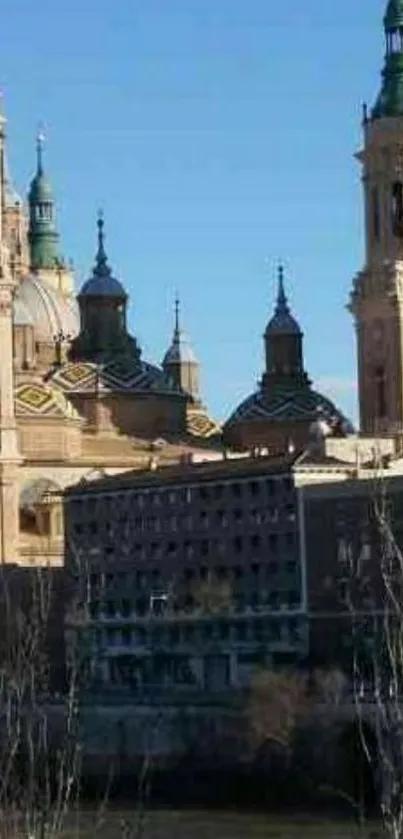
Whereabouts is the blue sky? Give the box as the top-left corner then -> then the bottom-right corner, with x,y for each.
2,0 -> 385,422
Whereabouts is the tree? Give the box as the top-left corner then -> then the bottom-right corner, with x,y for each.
347,461 -> 403,838
0,562 -> 82,839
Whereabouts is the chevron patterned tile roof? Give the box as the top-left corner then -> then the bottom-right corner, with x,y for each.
225,385 -> 353,429
15,381 -> 81,420
49,359 -> 182,395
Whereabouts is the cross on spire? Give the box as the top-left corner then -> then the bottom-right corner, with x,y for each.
36,126 -> 45,176
174,293 -> 180,335
95,209 -> 110,275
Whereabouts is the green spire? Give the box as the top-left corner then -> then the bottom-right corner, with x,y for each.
28,131 -> 61,271
372,0 -> 403,119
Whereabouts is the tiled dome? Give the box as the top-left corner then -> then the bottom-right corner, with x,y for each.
16,275 -> 79,343
225,384 -> 354,431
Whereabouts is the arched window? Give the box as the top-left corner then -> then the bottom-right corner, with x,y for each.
372,186 -> 380,241
374,366 -> 387,420
392,181 -> 403,237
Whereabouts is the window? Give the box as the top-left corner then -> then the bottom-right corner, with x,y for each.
199,486 -> 209,501
338,580 -> 348,604
374,365 -> 387,420
269,533 -> 278,551
234,508 -> 242,523
234,535 -> 243,553
121,599 -> 131,617
251,534 -> 261,550
285,505 -> 296,522
268,591 -> 279,608
289,590 -> 300,607
392,181 -> 403,238
249,481 -> 260,497
105,601 -> 116,618
372,186 -> 380,241
122,628 -> 132,645
200,511 -> 209,528
201,540 -> 209,556
90,602 -> 99,619
232,483 -> 241,498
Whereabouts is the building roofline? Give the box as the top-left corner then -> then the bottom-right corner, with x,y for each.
64,450 -> 301,497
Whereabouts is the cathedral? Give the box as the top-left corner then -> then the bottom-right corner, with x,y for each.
0,114 -> 221,567
1,0 -> 402,567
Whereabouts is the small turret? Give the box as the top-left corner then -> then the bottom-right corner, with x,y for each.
28,132 -> 61,271
73,212 -> 141,362
372,0 -> 403,119
162,296 -> 200,398
262,264 -> 307,387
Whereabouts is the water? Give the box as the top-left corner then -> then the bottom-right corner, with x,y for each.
58,810 -> 379,838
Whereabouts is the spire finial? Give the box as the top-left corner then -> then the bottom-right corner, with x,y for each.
95,208 -> 110,275
174,293 -> 180,335
276,261 -> 289,313
36,125 -> 45,176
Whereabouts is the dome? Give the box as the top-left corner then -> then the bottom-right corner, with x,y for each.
28,134 -> 53,203
163,337 -> 197,365
265,266 -> 301,336
80,273 -> 126,299
225,384 -> 354,433
265,308 -> 301,335
29,171 -> 53,203
385,0 -> 403,29
13,297 -> 34,328
16,276 -> 79,343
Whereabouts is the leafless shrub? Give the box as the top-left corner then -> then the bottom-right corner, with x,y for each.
247,669 -> 309,753
346,455 -> 403,839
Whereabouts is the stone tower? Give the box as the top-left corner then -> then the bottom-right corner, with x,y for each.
350,0 -> 403,435
0,105 -> 21,563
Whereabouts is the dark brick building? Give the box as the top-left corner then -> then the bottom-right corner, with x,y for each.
64,451 -> 309,693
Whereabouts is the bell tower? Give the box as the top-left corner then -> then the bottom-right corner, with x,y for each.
0,104 -> 21,564
350,0 -> 403,435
